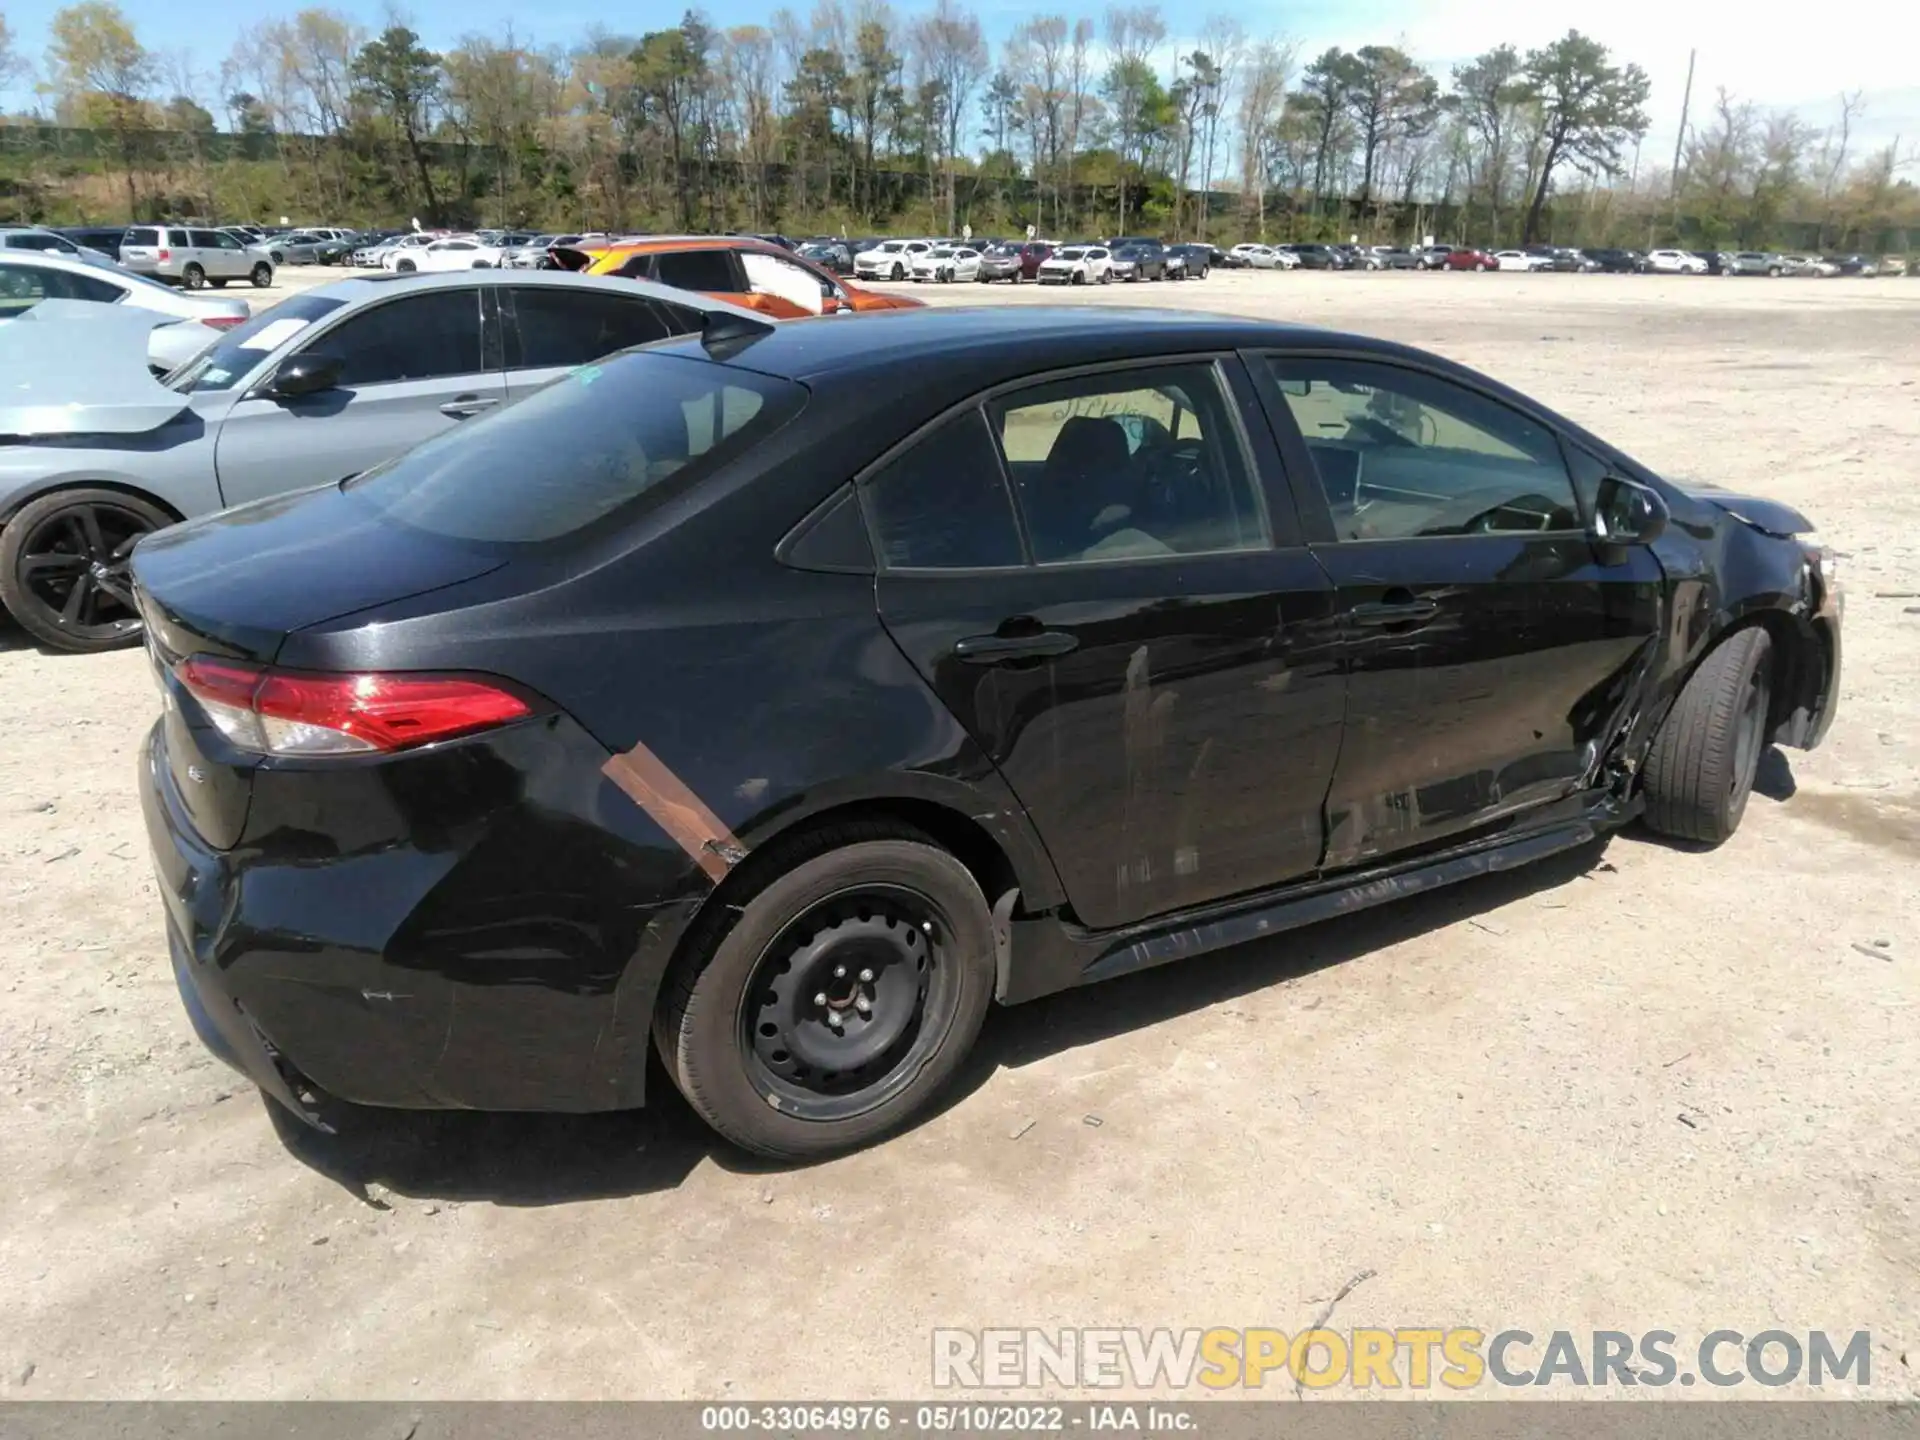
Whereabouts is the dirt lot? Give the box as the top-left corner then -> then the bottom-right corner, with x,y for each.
2,272 -> 1916,1401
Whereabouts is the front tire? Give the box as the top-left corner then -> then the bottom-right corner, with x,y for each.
1641,627 -> 1774,845
395,258 -> 416,273
891,263 -> 905,280
656,825 -> 996,1159
0,487 -> 171,652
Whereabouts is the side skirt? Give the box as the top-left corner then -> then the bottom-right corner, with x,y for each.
998,789 -> 1638,1004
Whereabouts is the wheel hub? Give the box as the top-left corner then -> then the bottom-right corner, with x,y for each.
748,905 -> 933,1095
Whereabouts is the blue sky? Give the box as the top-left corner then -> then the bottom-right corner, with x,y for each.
6,0 -> 1916,171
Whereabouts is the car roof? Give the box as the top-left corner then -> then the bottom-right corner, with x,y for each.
280,268 -> 770,319
0,249 -> 115,276
651,305 -> 1382,387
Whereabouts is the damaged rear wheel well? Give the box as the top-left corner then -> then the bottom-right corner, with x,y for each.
770,799 -> 1021,912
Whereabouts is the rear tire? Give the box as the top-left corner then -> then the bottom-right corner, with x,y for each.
656,824 -> 996,1159
250,262 -> 273,287
181,263 -> 206,290
1641,627 -> 1774,845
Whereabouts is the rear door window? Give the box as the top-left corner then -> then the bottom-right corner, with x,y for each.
990,362 -> 1267,563
344,351 -> 806,543
506,287 -> 697,369
653,249 -> 742,293
304,289 -> 486,386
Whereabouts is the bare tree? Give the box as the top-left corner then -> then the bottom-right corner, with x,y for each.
908,0 -> 985,232
1236,37 -> 1291,235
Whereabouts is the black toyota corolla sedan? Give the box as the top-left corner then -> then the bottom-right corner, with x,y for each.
133,307 -> 1841,1159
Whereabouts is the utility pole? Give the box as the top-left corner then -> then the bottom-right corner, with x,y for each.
1668,48 -> 1696,241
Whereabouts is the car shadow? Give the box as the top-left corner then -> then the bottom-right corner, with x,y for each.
1753,746 -> 1798,801
273,833 -> 1618,1206
1633,747 -> 1797,853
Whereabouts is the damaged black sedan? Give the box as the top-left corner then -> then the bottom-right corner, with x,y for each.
135,307 -> 1841,1158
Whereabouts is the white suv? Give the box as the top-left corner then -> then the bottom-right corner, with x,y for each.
1036,245 -> 1114,285
855,239 -> 932,281
1647,249 -> 1708,274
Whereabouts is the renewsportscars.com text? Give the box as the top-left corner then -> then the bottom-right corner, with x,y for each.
931,1328 -> 1872,1391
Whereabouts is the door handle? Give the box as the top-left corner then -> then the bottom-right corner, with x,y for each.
953,630 -> 1079,664
1347,597 -> 1439,627
440,395 -> 500,419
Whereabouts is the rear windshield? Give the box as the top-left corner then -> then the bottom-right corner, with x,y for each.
342,351 -> 807,544
124,227 -> 160,247
166,293 -> 347,393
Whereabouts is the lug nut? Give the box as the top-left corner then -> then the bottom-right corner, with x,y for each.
855,996 -> 871,1015
814,992 -> 828,1007
858,969 -> 874,983
834,965 -> 846,978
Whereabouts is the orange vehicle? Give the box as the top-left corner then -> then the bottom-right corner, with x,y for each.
550,235 -> 923,319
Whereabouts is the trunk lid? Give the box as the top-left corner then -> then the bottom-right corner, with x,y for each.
132,482 -> 506,850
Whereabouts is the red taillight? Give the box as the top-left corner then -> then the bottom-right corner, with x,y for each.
174,657 -> 531,757
157,248 -> 170,261
201,315 -> 245,330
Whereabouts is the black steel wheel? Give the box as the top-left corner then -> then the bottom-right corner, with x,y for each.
0,487 -> 171,652
656,824 -> 996,1158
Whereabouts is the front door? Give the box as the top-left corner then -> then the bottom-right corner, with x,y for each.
1252,352 -> 1666,869
213,285 -> 504,507
867,357 -> 1345,931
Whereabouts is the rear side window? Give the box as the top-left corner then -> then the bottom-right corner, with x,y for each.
861,409 -> 1024,570
124,228 -> 160,247
654,249 -> 740,292
187,229 -> 220,247
309,289 -> 485,386
344,351 -> 806,544
507,287 -> 695,369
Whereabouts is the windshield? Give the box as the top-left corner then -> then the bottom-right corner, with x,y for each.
165,293 -> 346,393
342,351 -> 807,545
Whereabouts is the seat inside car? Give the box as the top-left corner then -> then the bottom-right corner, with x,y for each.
1027,415 -> 1169,560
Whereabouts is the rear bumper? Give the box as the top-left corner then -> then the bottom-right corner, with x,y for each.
139,716 -> 712,1118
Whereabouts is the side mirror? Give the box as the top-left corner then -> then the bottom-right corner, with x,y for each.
1592,476 -> 1669,551
269,352 -> 342,398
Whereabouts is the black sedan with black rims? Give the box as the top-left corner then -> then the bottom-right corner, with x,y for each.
134,307 -> 1842,1159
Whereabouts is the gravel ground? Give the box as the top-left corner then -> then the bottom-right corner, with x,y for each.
2,270 -> 1916,1401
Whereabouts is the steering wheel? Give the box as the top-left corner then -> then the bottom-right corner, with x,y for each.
1344,415 -> 1419,449
1462,495 -> 1563,534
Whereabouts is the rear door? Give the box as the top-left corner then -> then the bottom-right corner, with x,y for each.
1249,351 -> 1665,869
213,285 -> 505,507
120,225 -> 163,274
867,356 -> 1344,931
498,285 -> 702,402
